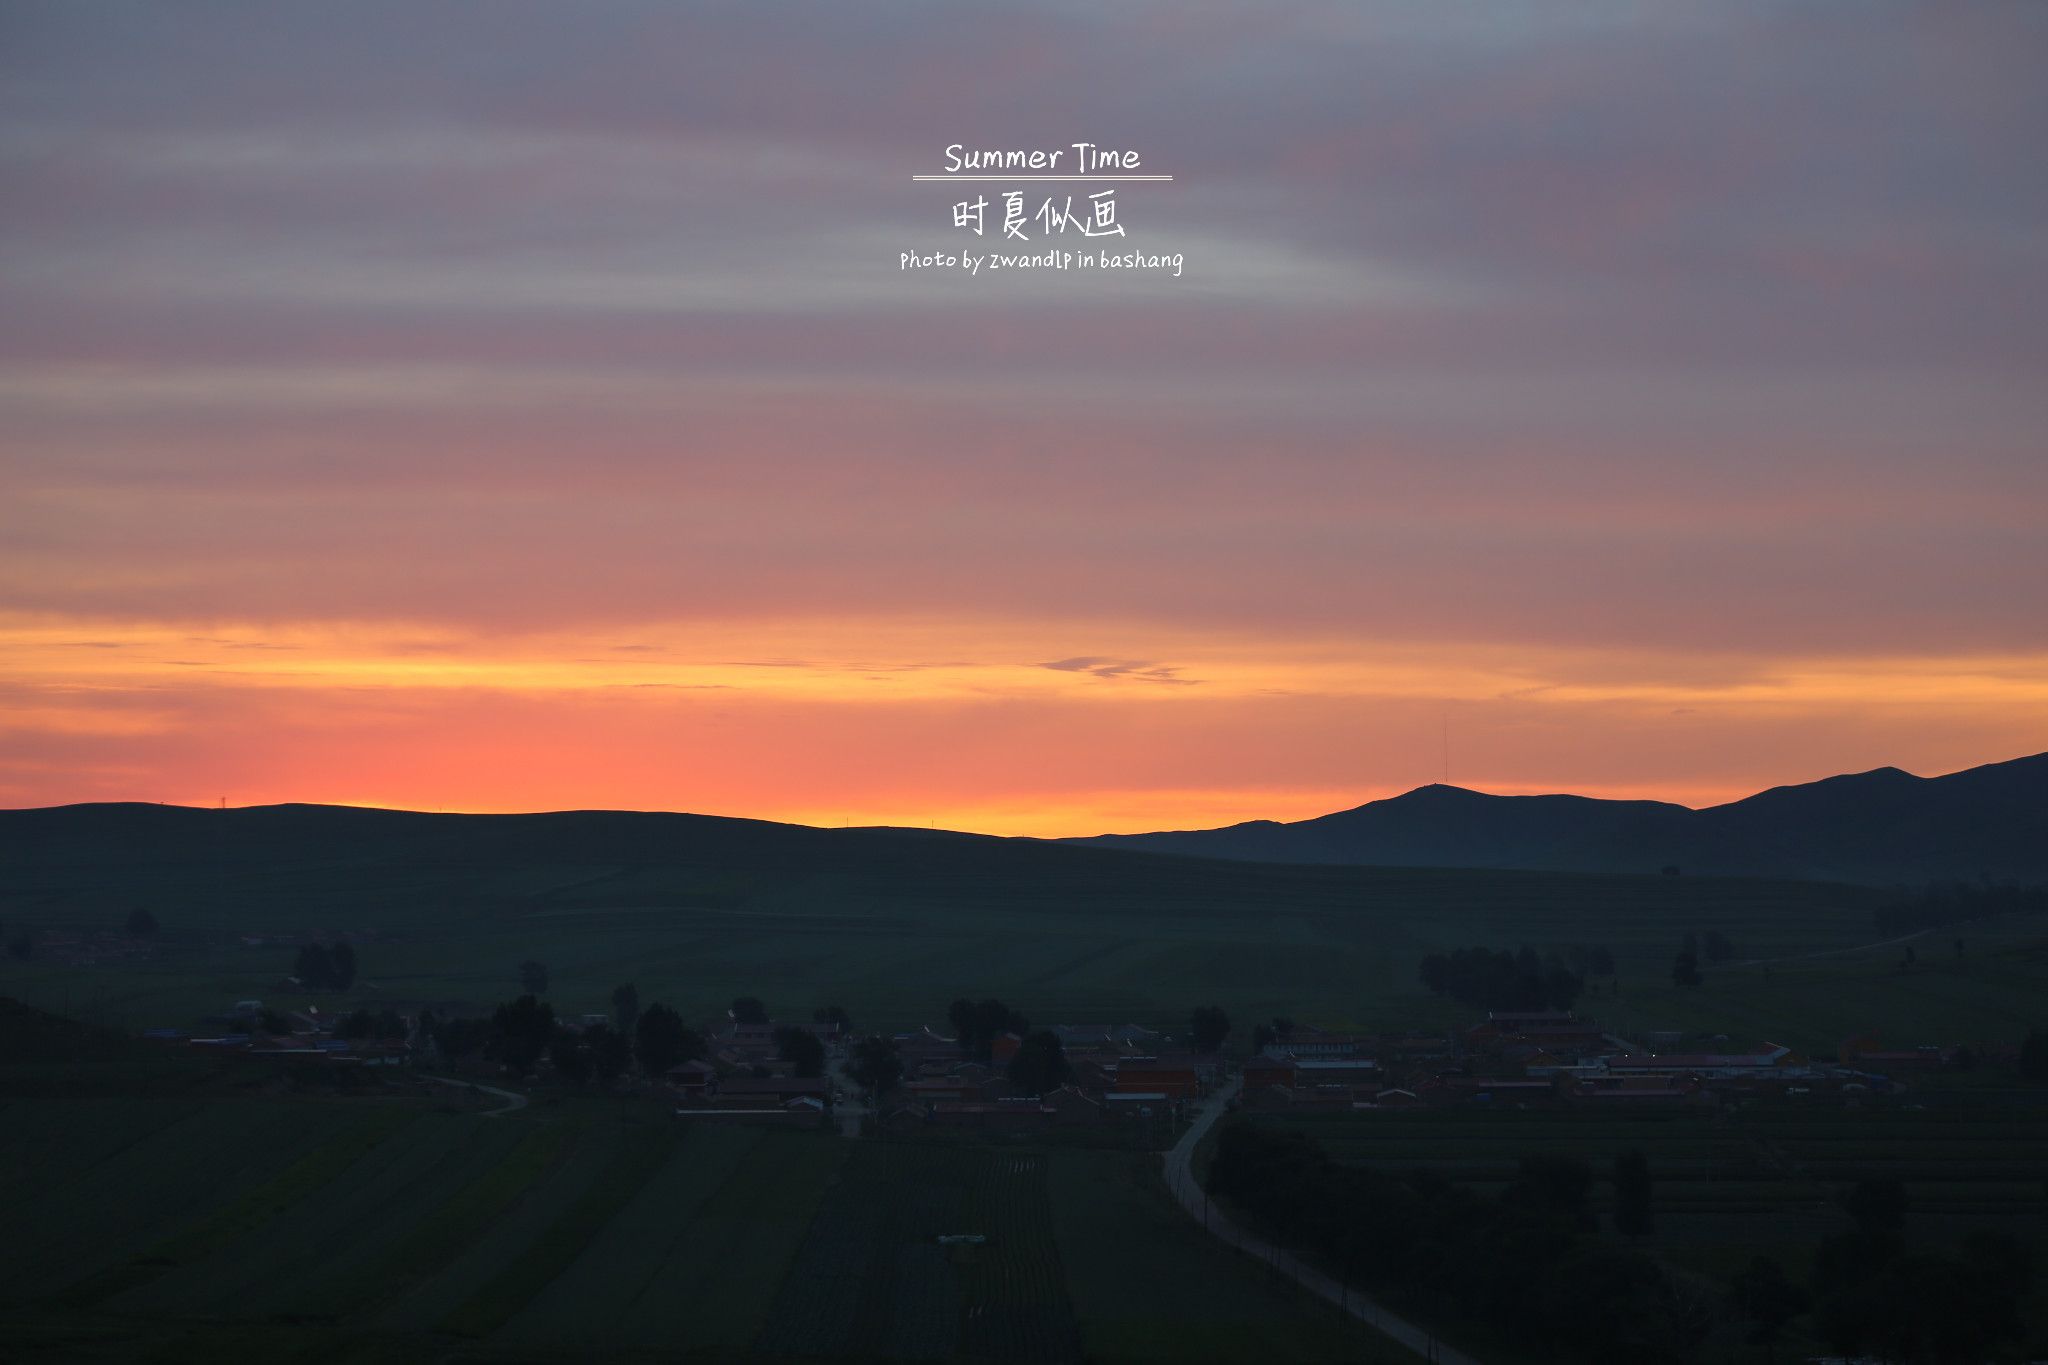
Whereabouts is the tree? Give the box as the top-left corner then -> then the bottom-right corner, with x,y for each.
1727,1256 -> 1808,1362
1506,1153 -> 1595,1231
1188,1005 -> 1230,1054
258,1007 -> 291,1036
491,994 -> 556,1073
634,1003 -> 684,1076
1006,1030 -> 1071,1096
947,998 -> 1028,1060
125,908 -> 159,937
549,1032 -> 592,1085
729,996 -> 769,1025
1671,946 -> 1702,988
584,1022 -> 629,1083
295,942 -> 333,988
611,982 -> 640,1037
1543,963 -> 1584,1012
519,960 -> 549,996
634,1002 -> 695,1077
1251,1022 -> 1277,1052
775,1025 -> 826,1078
1613,1149 -> 1654,1238
848,1035 -> 902,1101
1419,947 -> 1582,1012
1702,930 -> 1736,962
435,1015 -> 491,1059
813,1004 -> 851,1030
1820,1251 -> 2021,1365
330,941 -> 357,991
1587,945 -> 1616,976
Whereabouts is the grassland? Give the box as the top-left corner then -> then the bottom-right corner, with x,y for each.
14,801 -> 2036,1060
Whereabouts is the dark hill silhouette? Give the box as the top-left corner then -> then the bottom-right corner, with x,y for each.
1066,753 -> 2048,886
1,800 -> 1872,949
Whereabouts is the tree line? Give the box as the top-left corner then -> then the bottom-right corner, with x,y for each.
1206,1122 -> 1706,1363
1208,1123 -> 2040,1363
1419,946 -> 1586,1012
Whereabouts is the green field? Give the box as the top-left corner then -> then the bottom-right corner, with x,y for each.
0,1089 -> 1389,1364
12,802 -> 2037,1058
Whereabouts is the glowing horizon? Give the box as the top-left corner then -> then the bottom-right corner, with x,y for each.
3,4 -> 2043,832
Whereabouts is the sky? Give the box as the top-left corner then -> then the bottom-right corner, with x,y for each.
2,1 -> 2045,835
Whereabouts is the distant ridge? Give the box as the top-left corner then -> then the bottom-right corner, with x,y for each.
3,752 -> 2041,889
1063,753 -> 2048,886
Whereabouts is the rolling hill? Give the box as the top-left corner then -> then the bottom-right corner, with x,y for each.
0,799 -> 1885,1035
1066,752 -> 2048,886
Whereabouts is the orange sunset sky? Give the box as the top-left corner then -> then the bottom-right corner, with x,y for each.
3,4 -> 2044,835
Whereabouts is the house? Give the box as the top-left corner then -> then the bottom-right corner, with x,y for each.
1051,1023 -> 1160,1049
1291,1058 -> 1381,1087
710,1075 -> 830,1105
1263,1032 -> 1370,1059
1243,1055 -> 1297,1091
1839,1036 -> 1955,1070
925,1097 -> 1064,1130
906,1077 -> 986,1104
667,1060 -> 717,1096
1041,1085 -> 1105,1126
1599,1044 -> 1795,1081
1114,1056 -> 1203,1100
719,1022 -> 779,1060
892,1029 -> 961,1070
674,1097 -> 825,1127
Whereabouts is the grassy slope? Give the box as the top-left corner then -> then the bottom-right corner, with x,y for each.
6,801 -> 2000,1057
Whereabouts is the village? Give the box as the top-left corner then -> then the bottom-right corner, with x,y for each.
139,990 -> 1984,1139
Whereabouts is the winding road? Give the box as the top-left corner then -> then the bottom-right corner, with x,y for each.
1162,1077 -> 1481,1365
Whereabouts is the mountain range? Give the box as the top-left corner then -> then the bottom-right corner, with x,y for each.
1064,752 -> 2048,886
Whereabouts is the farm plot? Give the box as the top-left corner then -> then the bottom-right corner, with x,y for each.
1,1100 -> 399,1304
110,1110 -> 515,1318
754,1142 -> 1079,1364
0,1097 -> 199,1218
1048,1149 -> 1364,1364
957,1151 -> 1079,1364
366,1120 -> 626,1333
502,1125 -> 843,1353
